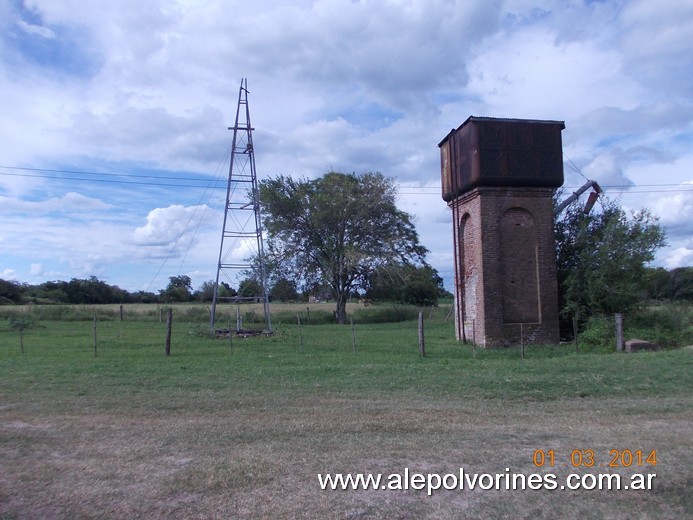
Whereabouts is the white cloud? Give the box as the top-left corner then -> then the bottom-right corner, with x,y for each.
30,263 -> 44,276
650,190 -> 693,236
0,193 -> 112,213
581,149 -> 634,188
17,19 -> 56,39
1,269 -> 18,280
467,28 -> 642,121
660,245 -> 693,270
131,204 -> 217,246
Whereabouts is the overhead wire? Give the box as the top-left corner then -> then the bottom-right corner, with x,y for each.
2,157 -> 689,291
142,145 -> 232,293
1,164 -> 691,194
0,164 -> 693,195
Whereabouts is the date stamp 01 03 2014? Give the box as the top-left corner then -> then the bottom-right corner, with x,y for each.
532,449 -> 657,469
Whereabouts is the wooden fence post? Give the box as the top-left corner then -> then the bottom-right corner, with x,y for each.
228,314 -> 233,351
165,308 -> 172,356
19,326 -> 24,354
350,317 -> 356,353
297,315 -> 304,352
418,311 -> 426,357
615,313 -> 624,352
572,315 -> 579,354
472,319 -> 476,358
93,315 -> 98,357
520,322 -> 525,359
119,305 -> 124,322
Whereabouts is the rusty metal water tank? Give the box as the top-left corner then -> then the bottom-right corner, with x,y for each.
439,116 -> 565,202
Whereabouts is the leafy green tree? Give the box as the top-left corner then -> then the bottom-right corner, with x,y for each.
8,316 -> 34,353
259,171 -> 428,323
130,290 -> 159,303
642,267 -> 674,302
554,194 -> 667,320
270,278 -> 298,302
0,279 -> 23,304
64,276 -> 129,304
160,275 -> 193,302
366,263 -> 445,306
238,277 -> 263,299
670,267 -> 693,302
32,280 -> 68,303
196,280 -> 237,301
195,280 -> 217,302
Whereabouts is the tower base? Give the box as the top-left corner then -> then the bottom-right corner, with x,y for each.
451,187 -> 560,347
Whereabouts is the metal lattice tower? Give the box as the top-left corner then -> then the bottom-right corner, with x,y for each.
210,78 -> 271,332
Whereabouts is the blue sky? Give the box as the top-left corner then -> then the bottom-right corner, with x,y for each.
1,0 -> 691,293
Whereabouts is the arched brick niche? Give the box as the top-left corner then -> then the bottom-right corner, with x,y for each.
458,214 -> 478,320
500,207 -> 539,324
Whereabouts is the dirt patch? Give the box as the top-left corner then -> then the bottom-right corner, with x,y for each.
1,395 -> 689,519
3,420 -> 53,431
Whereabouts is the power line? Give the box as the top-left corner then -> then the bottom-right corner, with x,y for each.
1,165 -> 691,194
142,146 -> 232,293
0,169 -> 225,189
0,165 -> 195,179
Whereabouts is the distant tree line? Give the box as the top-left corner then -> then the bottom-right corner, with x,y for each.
4,264 -> 688,308
0,268 -> 453,307
0,276 -> 157,305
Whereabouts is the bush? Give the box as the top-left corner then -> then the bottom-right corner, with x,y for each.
352,305 -> 419,324
577,305 -> 692,352
626,305 -> 692,349
179,306 -> 211,322
577,315 -> 615,353
271,310 -> 335,325
25,305 -> 119,322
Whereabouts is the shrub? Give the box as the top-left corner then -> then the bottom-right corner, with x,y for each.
352,305 -> 419,324
577,305 -> 692,352
271,310 -> 335,325
626,305 -> 692,349
576,315 -> 614,353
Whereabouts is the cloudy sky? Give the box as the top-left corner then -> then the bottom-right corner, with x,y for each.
1,0 -> 691,294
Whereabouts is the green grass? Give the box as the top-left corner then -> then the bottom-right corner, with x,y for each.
2,318 -> 688,401
0,313 -> 691,519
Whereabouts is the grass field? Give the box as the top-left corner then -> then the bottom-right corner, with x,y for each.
0,307 -> 691,519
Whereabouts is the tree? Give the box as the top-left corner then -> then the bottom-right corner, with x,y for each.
643,266 -> 693,302
259,171 -> 428,323
64,276 -> 128,304
642,267 -> 674,302
238,277 -> 263,299
195,280 -> 217,302
270,278 -> 298,302
160,275 -> 193,302
670,267 -> 693,302
195,280 -> 237,302
0,279 -> 23,304
554,194 -> 667,320
366,263 -> 446,306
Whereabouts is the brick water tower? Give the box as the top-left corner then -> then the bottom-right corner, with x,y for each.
439,116 -> 565,347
